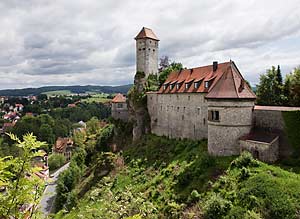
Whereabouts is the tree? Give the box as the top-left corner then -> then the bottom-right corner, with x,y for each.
0,133 -> 46,218
158,61 -> 183,85
48,153 -> 66,171
256,66 -> 283,105
86,117 -> 100,136
289,67 -> 300,106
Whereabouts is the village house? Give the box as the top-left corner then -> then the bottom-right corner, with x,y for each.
52,137 -> 74,161
111,93 -> 128,121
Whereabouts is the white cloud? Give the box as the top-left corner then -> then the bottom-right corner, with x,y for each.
0,0 -> 300,89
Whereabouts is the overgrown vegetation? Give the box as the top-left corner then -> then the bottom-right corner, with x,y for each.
55,134 -> 234,218
200,152 -> 300,219
48,153 -> 67,171
54,132 -> 300,219
0,134 -> 45,218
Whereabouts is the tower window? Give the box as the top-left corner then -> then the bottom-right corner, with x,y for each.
139,48 -> 141,51
148,48 -> 151,51
143,48 -> 146,50
153,49 -> 155,52
208,110 -> 220,122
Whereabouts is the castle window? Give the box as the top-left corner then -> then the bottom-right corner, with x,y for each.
205,81 -> 209,88
197,107 -> 200,115
153,49 -> 155,52
177,107 -> 179,112
148,48 -> 151,51
208,110 -> 220,122
117,103 -> 123,108
150,40 -> 152,43
143,48 -> 146,50
139,48 -> 141,51
188,96 -> 190,100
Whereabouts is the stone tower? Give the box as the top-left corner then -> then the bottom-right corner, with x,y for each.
135,27 -> 159,77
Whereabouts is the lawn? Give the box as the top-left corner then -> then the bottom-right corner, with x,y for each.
81,93 -> 112,103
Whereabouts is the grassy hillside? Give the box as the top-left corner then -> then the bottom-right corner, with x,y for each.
81,93 -> 112,103
53,133 -> 300,219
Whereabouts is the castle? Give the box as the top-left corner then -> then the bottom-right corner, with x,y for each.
111,27 -> 300,163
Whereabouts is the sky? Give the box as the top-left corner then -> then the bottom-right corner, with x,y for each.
0,0 -> 300,89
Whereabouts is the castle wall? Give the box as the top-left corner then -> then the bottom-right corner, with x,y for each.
253,109 -> 292,158
254,109 -> 284,131
136,39 -> 158,76
111,102 -> 128,121
207,100 -> 255,156
147,92 -> 208,140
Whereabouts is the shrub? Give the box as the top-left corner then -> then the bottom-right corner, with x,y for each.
203,193 -> 232,219
230,151 -> 258,169
96,124 -> 114,152
48,153 -> 66,171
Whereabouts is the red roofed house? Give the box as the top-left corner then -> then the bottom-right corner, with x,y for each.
111,93 -> 128,121
53,137 -> 74,161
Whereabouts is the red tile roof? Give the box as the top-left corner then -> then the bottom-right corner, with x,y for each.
135,27 -> 159,41
112,93 -> 126,103
158,61 -> 256,99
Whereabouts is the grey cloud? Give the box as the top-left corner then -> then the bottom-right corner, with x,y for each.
0,0 -> 300,89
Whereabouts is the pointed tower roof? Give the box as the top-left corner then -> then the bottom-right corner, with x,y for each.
135,27 -> 159,41
112,93 -> 126,103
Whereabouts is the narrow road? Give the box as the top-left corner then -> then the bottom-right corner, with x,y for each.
39,162 -> 70,217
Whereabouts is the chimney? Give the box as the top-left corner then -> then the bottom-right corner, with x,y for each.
213,61 -> 218,72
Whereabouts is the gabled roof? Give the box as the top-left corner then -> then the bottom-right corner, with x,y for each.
158,61 -> 256,100
135,27 -> 159,41
112,93 -> 126,103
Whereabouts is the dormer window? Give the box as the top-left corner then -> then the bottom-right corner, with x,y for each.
194,82 -> 200,89
176,84 -> 180,90
205,81 -> 209,88
163,85 -> 167,90
185,83 -> 190,89
170,84 -> 174,90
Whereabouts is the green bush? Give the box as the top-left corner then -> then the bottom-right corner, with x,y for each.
48,153 -> 66,171
96,124 -> 114,152
203,193 -> 232,219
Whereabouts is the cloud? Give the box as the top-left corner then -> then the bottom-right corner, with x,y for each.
0,0 -> 300,89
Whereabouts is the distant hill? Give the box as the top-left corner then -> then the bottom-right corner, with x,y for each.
0,84 -> 132,96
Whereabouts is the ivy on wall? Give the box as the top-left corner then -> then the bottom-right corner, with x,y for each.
282,111 -> 300,156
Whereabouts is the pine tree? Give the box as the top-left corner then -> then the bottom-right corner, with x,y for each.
276,65 -> 283,85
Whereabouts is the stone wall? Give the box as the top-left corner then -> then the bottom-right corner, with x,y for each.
207,100 -> 255,156
136,38 -> 158,76
111,102 -> 128,121
254,109 -> 284,131
239,137 -> 279,163
147,92 -> 208,140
